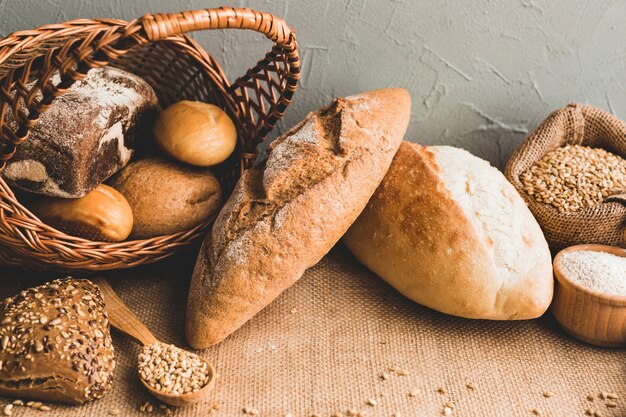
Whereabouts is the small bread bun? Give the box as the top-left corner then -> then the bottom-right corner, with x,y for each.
154,101 -> 237,167
27,184 -> 133,242
108,157 -> 222,239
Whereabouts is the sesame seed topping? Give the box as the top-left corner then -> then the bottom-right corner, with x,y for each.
48,318 -> 62,326
0,278 -> 114,402
34,340 -> 44,352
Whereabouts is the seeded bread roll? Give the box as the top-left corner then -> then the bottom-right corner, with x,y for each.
0,278 -> 115,404
187,88 -> 411,348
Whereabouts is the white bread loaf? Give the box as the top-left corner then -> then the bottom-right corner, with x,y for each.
343,142 -> 553,320
186,89 -> 411,348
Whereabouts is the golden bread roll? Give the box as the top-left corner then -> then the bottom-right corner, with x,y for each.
27,184 -> 133,242
108,157 -> 222,239
343,142 -> 554,320
154,101 -> 237,167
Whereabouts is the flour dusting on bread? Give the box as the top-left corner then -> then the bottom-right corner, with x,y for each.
187,88 -> 411,348
3,66 -> 158,198
429,146 -> 525,278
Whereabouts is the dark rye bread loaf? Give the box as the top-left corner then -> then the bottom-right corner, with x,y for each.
186,88 -> 411,348
0,278 -> 115,404
3,67 -> 158,198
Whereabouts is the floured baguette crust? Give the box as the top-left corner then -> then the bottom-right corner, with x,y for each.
343,142 -> 553,320
0,278 -> 114,404
186,88 -> 411,348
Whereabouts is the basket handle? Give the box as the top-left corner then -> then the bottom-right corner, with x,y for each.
141,7 -> 294,46
140,7 -> 300,164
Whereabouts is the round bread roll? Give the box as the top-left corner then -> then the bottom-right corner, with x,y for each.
0,277 -> 115,404
27,184 -> 133,242
154,100 -> 237,167
343,142 -> 553,320
108,157 -> 222,239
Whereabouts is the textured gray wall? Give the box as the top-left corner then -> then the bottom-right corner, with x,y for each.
2,0 -> 625,168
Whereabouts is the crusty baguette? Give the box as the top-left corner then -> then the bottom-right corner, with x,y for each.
186,88 -> 411,348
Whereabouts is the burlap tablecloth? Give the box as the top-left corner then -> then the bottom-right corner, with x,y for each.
0,244 -> 624,417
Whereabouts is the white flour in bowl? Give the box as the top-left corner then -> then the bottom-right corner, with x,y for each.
560,250 -> 626,296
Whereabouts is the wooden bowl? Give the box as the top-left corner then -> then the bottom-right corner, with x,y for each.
552,244 -> 626,347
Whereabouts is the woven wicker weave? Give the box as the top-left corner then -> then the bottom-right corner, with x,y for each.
0,7 -> 300,271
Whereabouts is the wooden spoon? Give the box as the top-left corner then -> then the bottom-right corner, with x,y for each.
91,277 -> 216,406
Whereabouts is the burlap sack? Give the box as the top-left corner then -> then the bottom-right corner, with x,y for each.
505,103 -> 626,250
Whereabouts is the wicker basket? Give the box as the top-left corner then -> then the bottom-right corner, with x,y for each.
0,7 -> 300,272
